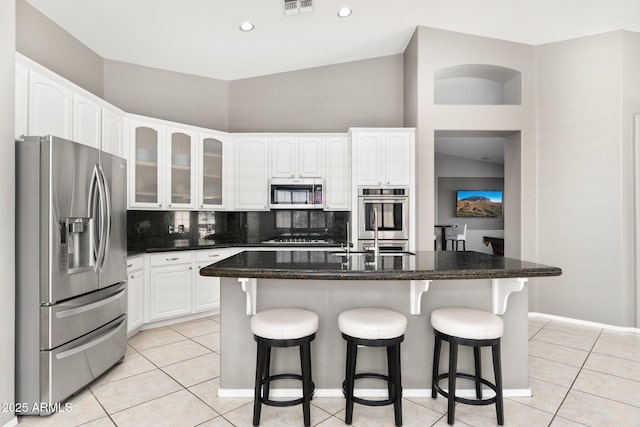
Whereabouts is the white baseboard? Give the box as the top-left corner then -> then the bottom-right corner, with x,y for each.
139,310 -> 219,331
217,387 -> 532,398
529,312 -> 640,334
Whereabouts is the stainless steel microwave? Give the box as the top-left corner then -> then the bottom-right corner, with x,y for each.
269,178 -> 323,209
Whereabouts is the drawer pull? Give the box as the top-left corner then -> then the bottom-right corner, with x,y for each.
167,257 -> 179,261
127,263 -> 133,268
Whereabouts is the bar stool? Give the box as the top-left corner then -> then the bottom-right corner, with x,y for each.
338,308 -> 407,426
430,307 -> 504,426
251,308 -> 319,427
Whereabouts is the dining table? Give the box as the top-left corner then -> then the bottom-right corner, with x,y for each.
434,224 -> 453,250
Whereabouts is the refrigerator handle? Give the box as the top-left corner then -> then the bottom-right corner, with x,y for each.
98,164 -> 112,270
95,164 -> 107,272
89,165 -> 101,272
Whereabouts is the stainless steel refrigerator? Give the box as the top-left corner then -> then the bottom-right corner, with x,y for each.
15,135 -> 127,415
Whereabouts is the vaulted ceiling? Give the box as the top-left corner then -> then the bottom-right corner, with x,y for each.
25,0 -> 640,81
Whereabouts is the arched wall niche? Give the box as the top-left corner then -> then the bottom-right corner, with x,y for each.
434,64 -> 521,105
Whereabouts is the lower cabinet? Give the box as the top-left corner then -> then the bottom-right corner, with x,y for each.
142,249 -> 239,324
148,253 -> 193,322
126,256 -> 144,334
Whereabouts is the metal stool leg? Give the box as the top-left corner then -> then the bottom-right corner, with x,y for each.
392,342 -> 403,426
253,341 -> 266,426
345,339 -> 357,425
300,341 -> 312,427
473,346 -> 482,399
447,341 -> 458,425
432,335 -> 441,399
492,341 -> 504,426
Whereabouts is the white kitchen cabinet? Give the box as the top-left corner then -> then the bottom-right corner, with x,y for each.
234,137 -> 270,210
15,60 -> 28,139
126,256 -> 144,334
351,129 -> 415,187
193,248 -> 238,312
271,136 -> 324,178
198,132 -> 227,209
324,136 -> 351,210
128,119 -> 198,210
148,252 -> 193,322
129,119 -> 163,208
27,69 -> 73,140
166,126 -> 197,209
102,107 -> 126,157
73,93 -> 102,149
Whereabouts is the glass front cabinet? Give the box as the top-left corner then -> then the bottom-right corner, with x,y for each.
130,121 -> 162,208
129,119 -> 197,209
166,126 -> 197,209
198,132 -> 225,209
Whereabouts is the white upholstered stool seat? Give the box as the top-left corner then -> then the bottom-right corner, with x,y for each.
338,308 -> 407,339
431,307 -> 503,340
251,308 -> 319,340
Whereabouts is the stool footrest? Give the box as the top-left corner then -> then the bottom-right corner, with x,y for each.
341,373 -> 401,407
259,374 -> 315,408
434,372 -> 498,406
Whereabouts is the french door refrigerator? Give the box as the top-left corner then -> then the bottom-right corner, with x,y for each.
15,135 -> 127,415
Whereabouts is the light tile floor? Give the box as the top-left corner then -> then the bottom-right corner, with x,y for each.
16,315 -> 640,426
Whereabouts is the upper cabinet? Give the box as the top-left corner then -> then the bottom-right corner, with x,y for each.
234,137 -> 270,211
129,120 -> 162,208
27,69 -> 73,140
15,61 -> 28,139
102,106 -> 126,157
198,132 -> 227,209
128,119 -> 197,209
271,136 -> 324,179
166,126 -> 197,209
16,55 -> 126,156
434,64 -> 522,105
351,129 -> 415,187
73,93 -> 102,149
324,136 -> 350,210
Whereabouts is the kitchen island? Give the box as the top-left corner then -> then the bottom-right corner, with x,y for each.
200,250 -> 561,397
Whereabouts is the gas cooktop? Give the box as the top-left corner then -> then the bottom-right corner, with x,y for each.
261,237 -> 332,244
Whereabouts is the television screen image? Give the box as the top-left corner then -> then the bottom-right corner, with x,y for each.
456,190 -> 502,218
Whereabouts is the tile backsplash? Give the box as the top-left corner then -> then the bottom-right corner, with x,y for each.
127,210 -> 350,252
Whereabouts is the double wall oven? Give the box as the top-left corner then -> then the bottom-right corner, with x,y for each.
358,187 -> 410,252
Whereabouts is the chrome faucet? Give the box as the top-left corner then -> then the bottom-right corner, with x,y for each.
346,218 -> 351,255
372,207 -> 380,258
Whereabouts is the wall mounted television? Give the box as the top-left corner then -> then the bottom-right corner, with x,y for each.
456,190 -> 502,218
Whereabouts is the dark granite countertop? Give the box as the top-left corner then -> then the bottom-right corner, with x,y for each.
199,250 -> 562,281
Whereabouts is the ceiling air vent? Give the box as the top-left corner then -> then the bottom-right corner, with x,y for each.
283,0 -> 313,16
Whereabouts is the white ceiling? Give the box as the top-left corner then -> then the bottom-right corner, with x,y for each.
24,0 -> 640,81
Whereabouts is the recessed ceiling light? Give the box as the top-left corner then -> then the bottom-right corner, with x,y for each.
337,7 -> 352,18
239,22 -> 254,32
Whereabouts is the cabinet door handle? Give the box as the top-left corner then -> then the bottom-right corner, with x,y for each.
189,266 -> 192,270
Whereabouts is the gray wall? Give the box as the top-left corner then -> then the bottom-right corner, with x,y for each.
16,0 -> 103,97
534,31 -> 639,327
406,27 -> 535,258
1,1 -> 15,425
228,55 -> 404,132
103,60 -> 230,131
